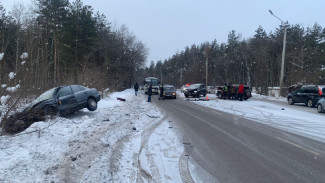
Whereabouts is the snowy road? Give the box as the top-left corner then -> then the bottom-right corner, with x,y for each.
154,92 -> 325,182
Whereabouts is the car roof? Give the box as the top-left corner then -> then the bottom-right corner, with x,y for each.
302,85 -> 325,88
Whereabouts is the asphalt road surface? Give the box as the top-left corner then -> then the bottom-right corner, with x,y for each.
153,95 -> 325,183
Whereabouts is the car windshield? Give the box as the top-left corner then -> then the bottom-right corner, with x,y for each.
33,88 -> 56,103
189,84 -> 200,89
145,79 -> 159,86
164,87 -> 175,91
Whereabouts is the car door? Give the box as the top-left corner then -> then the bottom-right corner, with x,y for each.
71,85 -> 87,109
302,87 -> 313,103
201,85 -> 206,95
293,87 -> 304,103
57,86 -> 77,115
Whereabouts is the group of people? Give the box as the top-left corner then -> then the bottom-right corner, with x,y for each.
133,82 -> 164,102
222,83 -> 245,101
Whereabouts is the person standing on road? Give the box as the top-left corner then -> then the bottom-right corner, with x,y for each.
230,85 -> 236,100
134,82 -> 139,96
227,83 -> 232,99
147,85 -> 152,102
223,83 -> 228,99
159,84 -> 164,100
238,83 -> 244,101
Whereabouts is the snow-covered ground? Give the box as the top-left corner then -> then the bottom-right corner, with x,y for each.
179,91 -> 325,143
0,89 -> 191,183
1,89 -> 324,183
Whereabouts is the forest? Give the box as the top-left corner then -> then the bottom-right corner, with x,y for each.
1,0 -> 325,98
143,24 -> 325,95
0,0 -> 147,97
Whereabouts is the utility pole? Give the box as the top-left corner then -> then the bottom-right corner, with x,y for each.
206,56 -> 208,87
269,10 -> 287,96
161,68 -> 163,84
204,44 -> 210,87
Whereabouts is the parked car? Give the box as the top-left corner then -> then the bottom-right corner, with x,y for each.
215,86 -> 224,98
287,85 -> 325,107
216,84 -> 252,100
160,85 -> 177,99
184,84 -> 206,98
181,84 -> 190,93
207,86 -> 216,94
317,98 -> 325,113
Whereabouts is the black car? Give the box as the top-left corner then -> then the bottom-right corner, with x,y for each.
216,84 -> 252,100
161,85 -> 177,99
2,85 -> 101,133
184,84 -> 206,98
287,85 -> 325,107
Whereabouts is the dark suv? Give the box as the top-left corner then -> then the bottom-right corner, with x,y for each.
184,84 -> 206,98
287,85 -> 325,107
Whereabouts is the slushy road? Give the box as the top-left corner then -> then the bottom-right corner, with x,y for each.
154,96 -> 325,183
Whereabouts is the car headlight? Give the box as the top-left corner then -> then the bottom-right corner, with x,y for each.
173,93 -> 176,95
194,91 -> 197,93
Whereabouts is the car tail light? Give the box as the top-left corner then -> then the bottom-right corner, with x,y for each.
319,88 -> 322,96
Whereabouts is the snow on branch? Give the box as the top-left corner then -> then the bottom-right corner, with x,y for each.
6,84 -> 20,93
1,95 -> 10,105
20,52 -> 28,59
9,72 -> 16,80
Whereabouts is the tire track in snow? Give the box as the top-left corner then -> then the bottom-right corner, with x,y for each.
137,115 -> 164,183
179,152 -> 195,183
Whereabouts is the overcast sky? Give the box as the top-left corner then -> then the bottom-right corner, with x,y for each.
1,0 -> 325,65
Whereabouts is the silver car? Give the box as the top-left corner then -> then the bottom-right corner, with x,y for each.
207,86 -> 216,94
317,98 -> 325,113
181,85 -> 189,93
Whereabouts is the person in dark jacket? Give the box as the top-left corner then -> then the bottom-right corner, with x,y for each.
147,85 -> 152,102
134,82 -> 139,96
238,83 -> 244,101
159,84 -> 164,100
230,85 -> 236,100
227,83 -> 232,99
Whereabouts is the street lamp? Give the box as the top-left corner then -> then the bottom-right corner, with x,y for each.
269,10 -> 287,96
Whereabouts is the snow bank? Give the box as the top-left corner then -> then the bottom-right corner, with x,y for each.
0,89 -> 185,182
186,92 -> 325,142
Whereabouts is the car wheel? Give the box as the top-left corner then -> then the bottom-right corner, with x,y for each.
307,99 -> 314,107
288,97 -> 294,105
185,94 -> 188,98
45,107 -> 59,116
87,97 -> 97,111
317,104 -> 323,113
174,96 -> 177,99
